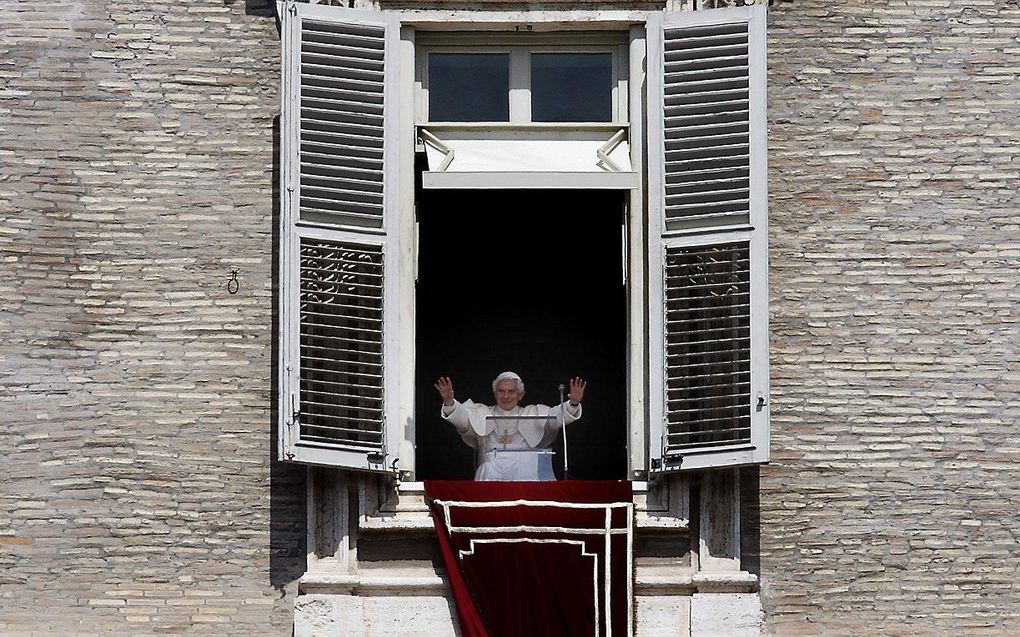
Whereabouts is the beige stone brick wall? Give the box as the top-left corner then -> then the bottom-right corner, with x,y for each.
0,1 -> 304,634
762,1 -> 1020,633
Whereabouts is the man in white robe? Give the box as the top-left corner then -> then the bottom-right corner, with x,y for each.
434,372 -> 587,481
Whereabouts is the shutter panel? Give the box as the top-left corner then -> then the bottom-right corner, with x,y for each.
647,6 -> 769,473
279,3 -> 402,471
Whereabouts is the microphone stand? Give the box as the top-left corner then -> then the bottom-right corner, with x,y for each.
559,383 -> 569,480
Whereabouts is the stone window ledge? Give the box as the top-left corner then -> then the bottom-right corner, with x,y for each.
298,570 -> 758,596
357,480 -> 690,534
299,573 -> 448,595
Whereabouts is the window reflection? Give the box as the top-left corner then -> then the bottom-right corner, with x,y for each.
531,53 -> 613,122
429,53 -> 510,122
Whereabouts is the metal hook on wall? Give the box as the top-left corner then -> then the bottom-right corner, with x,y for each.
227,269 -> 239,294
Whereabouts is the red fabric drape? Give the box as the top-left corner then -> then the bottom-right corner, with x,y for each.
426,481 -> 633,637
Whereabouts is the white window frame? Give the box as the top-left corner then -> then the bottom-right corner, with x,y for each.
415,34 -> 630,126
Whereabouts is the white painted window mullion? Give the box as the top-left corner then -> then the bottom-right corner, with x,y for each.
509,46 -> 531,123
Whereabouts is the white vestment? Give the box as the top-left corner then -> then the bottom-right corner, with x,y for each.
441,399 -> 582,481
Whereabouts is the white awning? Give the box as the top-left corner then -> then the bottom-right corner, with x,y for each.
419,125 -> 638,189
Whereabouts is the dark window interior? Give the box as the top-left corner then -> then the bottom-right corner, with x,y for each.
415,190 -> 628,480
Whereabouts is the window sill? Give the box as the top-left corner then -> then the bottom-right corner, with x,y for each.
418,121 -> 630,131
357,480 -> 689,534
298,569 -> 759,595
422,170 -> 639,190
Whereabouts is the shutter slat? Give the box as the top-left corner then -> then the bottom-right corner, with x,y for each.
303,21 -> 386,46
668,398 -> 750,411
664,67 -> 749,84
302,61 -> 384,83
303,155 -> 383,173
303,86 -> 384,108
300,286 -> 384,303
302,100 -> 384,123
303,163 -> 386,182
665,99 -> 748,117
303,42 -> 384,62
667,189 -> 751,207
665,54 -> 749,71
300,435 -> 381,450
299,204 -> 384,222
666,367 -> 750,380
302,175 -> 385,196
663,121 -> 749,140
665,435 -> 751,452
667,383 -> 750,395
301,194 -> 383,212
665,166 -> 749,184
300,113 -> 383,136
303,375 -> 385,390
301,423 -> 384,438
302,132 -> 384,152
665,89 -> 748,107
666,424 -> 750,436
301,295 -> 385,309
662,202 -> 751,220
665,132 -> 749,151
666,175 -> 747,190
302,73 -> 386,96
301,320 -> 383,337
666,312 -> 751,327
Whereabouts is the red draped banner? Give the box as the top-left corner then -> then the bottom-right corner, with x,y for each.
425,481 -> 633,637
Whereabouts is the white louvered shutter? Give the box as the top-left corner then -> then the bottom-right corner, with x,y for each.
646,5 -> 769,473
279,3 -> 402,471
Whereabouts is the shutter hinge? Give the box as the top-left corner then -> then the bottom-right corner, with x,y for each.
756,392 -> 767,412
287,3 -> 297,16
366,452 -> 385,465
290,393 -> 300,426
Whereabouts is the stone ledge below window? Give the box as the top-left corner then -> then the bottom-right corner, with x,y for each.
357,480 -> 690,534
298,568 -> 759,596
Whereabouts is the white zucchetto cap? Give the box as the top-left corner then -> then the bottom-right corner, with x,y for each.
491,371 -> 525,394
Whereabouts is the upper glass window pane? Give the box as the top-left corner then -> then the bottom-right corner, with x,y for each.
531,53 -> 613,122
428,53 -> 510,122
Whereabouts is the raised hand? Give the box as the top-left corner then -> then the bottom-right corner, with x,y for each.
434,376 -> 455,406
567,377 -> 587,405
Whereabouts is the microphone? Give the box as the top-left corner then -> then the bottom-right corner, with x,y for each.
559,383 -> 568,480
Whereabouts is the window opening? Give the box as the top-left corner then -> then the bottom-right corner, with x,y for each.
414,190 -> 628,480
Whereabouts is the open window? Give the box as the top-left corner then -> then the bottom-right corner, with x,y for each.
277,3 -> 770,479
413,189 -> 629,480
415,32 -> 637,190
